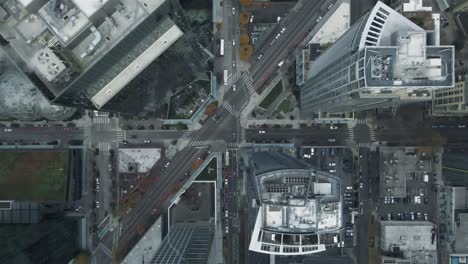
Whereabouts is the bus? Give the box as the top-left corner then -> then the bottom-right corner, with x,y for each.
225,150 -> 230,166
220,39 -> 224,56
223,70 -> 228,85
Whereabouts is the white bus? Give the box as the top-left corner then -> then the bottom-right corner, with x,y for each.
223,70 -> 228,85
220,39 -> 224,56
225,150 -> 230,166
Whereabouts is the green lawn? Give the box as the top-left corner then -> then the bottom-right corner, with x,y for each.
259,81 -> 283,109
278,99 -> 292,113
0,151 -> 66,201
196,158 -> 217,181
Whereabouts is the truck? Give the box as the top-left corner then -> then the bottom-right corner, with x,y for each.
220,39 -> 224,56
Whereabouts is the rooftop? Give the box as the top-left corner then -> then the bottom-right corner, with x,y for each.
381,221 -> 437,264
0,0 -> 181,110
248,152 -> 342,255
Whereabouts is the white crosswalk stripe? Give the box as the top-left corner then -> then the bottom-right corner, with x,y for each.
229,71 -> 241,85
188,140 -> 215,147
222,101 -> 241,118
227,142 -> 239,148
98,141 -> 110,152
356,119 -> 366,125
358,143 -> 371,148
241,72 -> 256,95
348,128 -> 355,140
93,116 -> 109,124
369,128 -> 376,141
115,130 -> 126,140
84,126 -> 91,139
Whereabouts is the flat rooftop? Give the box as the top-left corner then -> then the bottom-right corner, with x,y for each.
365,32 -> 454,88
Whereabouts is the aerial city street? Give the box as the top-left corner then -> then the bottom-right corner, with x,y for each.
0,0 -> 468,264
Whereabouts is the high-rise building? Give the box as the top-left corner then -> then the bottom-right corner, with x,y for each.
300,1 -> 454,114
247,152 -> 342,256
432,66 -> 468,115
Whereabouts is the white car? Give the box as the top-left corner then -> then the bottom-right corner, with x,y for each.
328,3 -> 334,9
232,40 -> 236,46
303,154 -> 311,158
329,162 -> 336,166
328,138 -> 336,142
259,130 -> 266,134
144,140 -> 151,143
225,226 -> 229,234
275,33 -> 281,39
232,7 -> 235,15
316,16 -> 322,22
225,211 -> 229,217
96,201 -> 100,208
330,125 -> 338,130
360,182 -> 363,189
165,162 -> 170,168
257,53 -> 263,60
232,85 -> 236,91
4,128 -> 12,132
250,15 -> 254,23
232,61 -> 236,68
280,27 -> 286,33
329,169 -> 336,173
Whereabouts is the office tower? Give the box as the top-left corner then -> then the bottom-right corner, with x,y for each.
248,152 -> 342,256
300,1 -> 454,114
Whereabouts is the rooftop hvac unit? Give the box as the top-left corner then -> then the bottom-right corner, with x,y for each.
373,58 -> 382,66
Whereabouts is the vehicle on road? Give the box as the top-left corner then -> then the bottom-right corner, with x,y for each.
330,125 -> 337,129
250,15 -> 254,23
328,138 -> 335,142
144,140 -> 151,143
4,128 -> 12,132
165,162 -> 170,168
257,53 -> 263,60
329,169 -> 336,173
259,130 -> 266,134
232,7 -> 235,15
328,3 -> 334,9
329,162 -> 336,166
220,39 -> 224,56
278,60 -> 284,67
280,27 -> 286,33
232,60 -> 236,68
96,201 -> 100,208
223,70 -> 228,85
232,85 -> 236,91
316,16 -> 322,22
360,182 -> 363,189
275,33 -> 281,39
232,40 -> 236,46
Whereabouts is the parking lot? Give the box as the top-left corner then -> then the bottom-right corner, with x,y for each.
378,147 -> 439,223
300,146 -> 355,247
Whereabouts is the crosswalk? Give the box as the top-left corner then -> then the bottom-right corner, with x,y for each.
356,119 -> 366,125
358,143 -> 371,148
222,101 -> 241,118
98,141 -> 110,152
115,130 -> 126,140
240,72 -> 256,95
228,71 -> 241,86
93,116 -> 109,124
227,142 -> 239,148
188,139 -> 216,148
348,127 -> 355,141
84,126 -> 91,139
369,128 -> 376,141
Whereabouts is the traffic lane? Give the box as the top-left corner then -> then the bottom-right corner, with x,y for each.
351,0 -> 376,24
245,126 -> 346,135
250,0 -> 322,76
0,127 -> 83,140
125,130 -> 187,140
117,147 -> 206,243
251,0 -> 332,84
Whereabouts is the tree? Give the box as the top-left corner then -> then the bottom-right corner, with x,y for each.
205,102 -> 218,116
175,123 -> 188,130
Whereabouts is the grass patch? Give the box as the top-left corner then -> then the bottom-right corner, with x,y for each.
0,151 -> 66,201
278,99 -> 292,113
196,158 -> 217,181
259,80 -> 283,109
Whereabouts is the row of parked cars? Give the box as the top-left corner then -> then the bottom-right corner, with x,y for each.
382,212 -> 428,221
